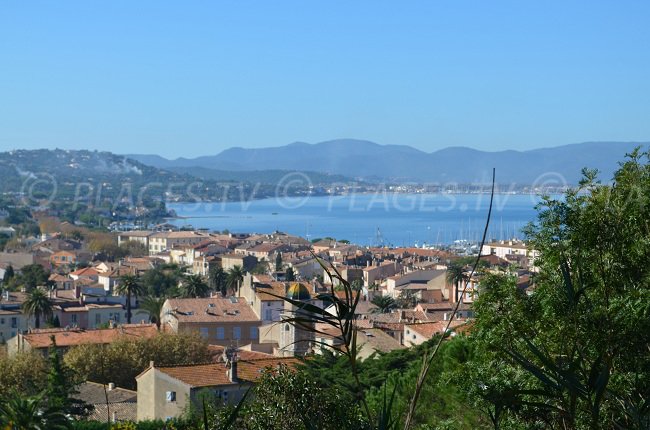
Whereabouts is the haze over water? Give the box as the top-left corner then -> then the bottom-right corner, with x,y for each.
169,193 -> 544,247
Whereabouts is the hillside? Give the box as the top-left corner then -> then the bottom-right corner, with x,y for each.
127,140 -> 649,184
0,149 -> 331,205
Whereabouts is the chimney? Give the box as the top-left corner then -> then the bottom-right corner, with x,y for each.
107,382 -> 115,391
225,346 -> 238,382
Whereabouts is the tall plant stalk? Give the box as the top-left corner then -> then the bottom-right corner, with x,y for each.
403,168 -> 495,429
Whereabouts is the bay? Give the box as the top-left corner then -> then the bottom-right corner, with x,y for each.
168,193 -> 545,247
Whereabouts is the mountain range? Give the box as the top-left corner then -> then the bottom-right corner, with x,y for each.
127,139 -> 649,184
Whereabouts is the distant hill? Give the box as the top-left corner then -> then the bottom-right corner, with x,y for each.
127,139 -> 648,184
0,149 -> 329,204
165,166 -> 355,185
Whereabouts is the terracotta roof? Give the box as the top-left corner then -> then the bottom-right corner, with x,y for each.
254,282 -> 286,301
152,357 -> 299,388
354,319 -> 374,329
249,243 -> 283,253
405,320 -> 466,339
164,297 -> 260,323
70,267 -> 99,277
357,328 -> 404,353
252,274 -> 275,284
21,324 -> 158,349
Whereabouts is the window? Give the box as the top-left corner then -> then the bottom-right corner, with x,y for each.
0,318 -> 4,325
250,327 -> 258,339
95,314 -> 101,325
216,327 -> 225,340
233,326 -> 241,340
166,391 -> 176,402
200,327 -> 209,339
71,314 -> 77,324
11,318 -> 17,328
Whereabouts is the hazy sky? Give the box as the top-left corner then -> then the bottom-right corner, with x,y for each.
1,1 -> 649,158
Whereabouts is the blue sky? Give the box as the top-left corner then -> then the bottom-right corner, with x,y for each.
1,1 -> 649,158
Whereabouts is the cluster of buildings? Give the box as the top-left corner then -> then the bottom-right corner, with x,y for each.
0,224 -> 538,422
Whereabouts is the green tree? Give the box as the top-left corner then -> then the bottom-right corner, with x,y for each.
16,264 -> 50,291
0,390 -> 70,430
46,336 -> 88,417
275,252 -> 283,272
0,352 -> 48,396
466,153 -> 650,429
227,265 -> 244,297
179,274 -> 209,298
370,295 -> 397,313
64,333 -> 211,390
139,296 -> 166,328
207,365 -> 368,430
141,264 -> 182,297
209,266 -> 227,297
2,264 -> 14,283
115,274 -> 144,324
22,288 -> 53,329
285,267 -> 295,282
446,263 -> 468,303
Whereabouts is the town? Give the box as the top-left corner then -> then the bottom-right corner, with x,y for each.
0,214 -> 538,424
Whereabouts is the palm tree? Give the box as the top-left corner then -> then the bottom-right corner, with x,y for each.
227,265 -> 245,297
138,296 -> 167,329
370,295 -> 397,313
22,288 -> 53,329
179,274 -> 209,298
446,263 -> 469,303
0,390 -> 69,430
209,266 -> 227,296
115,274 -> 144,324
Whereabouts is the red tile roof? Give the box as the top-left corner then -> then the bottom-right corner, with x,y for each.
22,324 -> 158,349
164,297 -> 260,323
153,357 -> 299,387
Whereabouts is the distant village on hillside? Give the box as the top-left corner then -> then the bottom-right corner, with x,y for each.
0,216 -> 538,422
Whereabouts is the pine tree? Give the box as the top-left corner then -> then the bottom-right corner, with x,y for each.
46,336 -> 89,417
2,265 -> 14,283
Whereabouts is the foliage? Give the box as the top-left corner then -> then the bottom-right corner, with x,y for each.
204,365 -> 369,430
63,333 -> 211,390
115,274 -> 145,324
179,274 -> 209,298
275,252 -> 283,272
371,295 -> 397,313
0,352 -> 48,396
141,264 -> 183,297
71,419 -> 192,430
7,264 -> 50,291
208,266 -> 227,296
2,264 -> 14,283
465,152 -> 650,429
226,266 -> 244,296
285,267 -> 295,281
139,296 -> 166,328
0,390 -> 70,430
46,336 -> 89,417
22,288 -> 54,329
